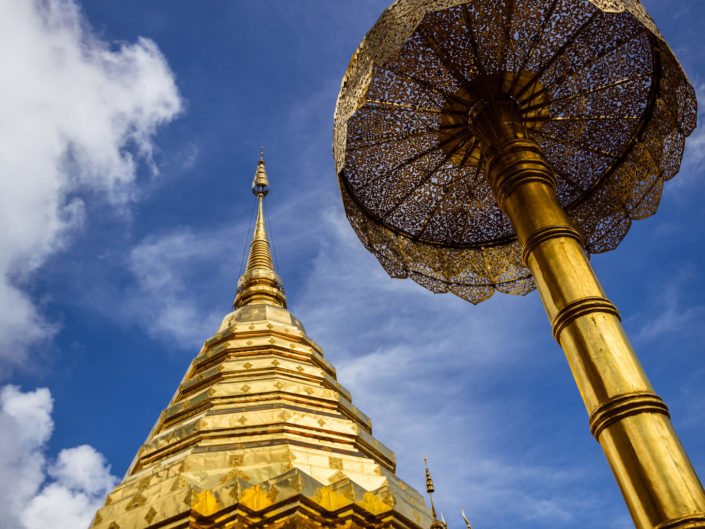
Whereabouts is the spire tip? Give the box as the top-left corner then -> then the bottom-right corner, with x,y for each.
234,151 -> 286,309
252,147 -> 269,196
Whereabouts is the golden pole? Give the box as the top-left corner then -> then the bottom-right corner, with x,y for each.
472,98 -> 705,529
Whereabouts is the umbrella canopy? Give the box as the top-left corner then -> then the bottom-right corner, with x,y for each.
333,0 -> 696,304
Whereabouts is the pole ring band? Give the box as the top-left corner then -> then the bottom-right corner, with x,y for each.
484,140 -> 556,206
522,226 -> 586,266
484,138 -> 546,164
495,172 -> 556,208
654,513 -> 705,529
551,296 -> 620,342
589,391 -> 670,439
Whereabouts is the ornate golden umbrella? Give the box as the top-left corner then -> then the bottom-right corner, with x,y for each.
333,2 -> 703,529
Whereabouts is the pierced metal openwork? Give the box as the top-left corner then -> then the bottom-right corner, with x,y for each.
333,0 -> 696,304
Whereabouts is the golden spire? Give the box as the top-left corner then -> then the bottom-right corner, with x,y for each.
233,149 -> 287,309
424,456 -> 447,529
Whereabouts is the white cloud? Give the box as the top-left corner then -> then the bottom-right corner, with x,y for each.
123,227 -> 241,348
0,0 -> 182,373
0,385 -> 117,529
0,386 -> 53,528
633,263 -> 705,342
22,446 -> 116,529
48,445 -> 117,497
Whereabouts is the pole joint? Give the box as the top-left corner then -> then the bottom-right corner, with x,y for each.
589,391 -> 670,439
654,513 -> 705,529
551,296 -> 620,342
484,139 -> 556,208
521,225 -> 586,266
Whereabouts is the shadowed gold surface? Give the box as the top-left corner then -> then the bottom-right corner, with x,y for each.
333,0 -> 696,304
89,157 -> 431,529
333,2 -> 704,529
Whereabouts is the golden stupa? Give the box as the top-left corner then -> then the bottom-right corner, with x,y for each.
89,153 -> 431,529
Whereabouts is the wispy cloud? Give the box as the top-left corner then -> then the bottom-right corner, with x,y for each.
632,263 -> 705,342
122,227 -> 241,348
0,0 -> 182,374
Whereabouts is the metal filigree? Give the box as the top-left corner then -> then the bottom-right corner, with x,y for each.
333,0 -> 696,304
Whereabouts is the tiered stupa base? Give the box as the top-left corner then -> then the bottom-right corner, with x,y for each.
90,305 -> 430,529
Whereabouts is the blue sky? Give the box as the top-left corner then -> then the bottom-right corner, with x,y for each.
1,1 -> 704,529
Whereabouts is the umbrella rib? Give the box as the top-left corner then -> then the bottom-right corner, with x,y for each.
415,170 -> 466,239
415,138 -> 478,239
381,141 -> 465,222
554,165 -> 587,194
497,0 -> 516,91
523,71 -> 651,114
365,99 -> 442,113
348,123 -> 465,153
357,134 -> 460,193
458,136 -> 480,168
533,129 -> 618,159
530,115 -> 641,122
347,129 -> 435,153
377,64 -> 471,107
507,0 -> 560,96
461,4 -> 488,78
418,26 -> 476,96
518,32 -> 642,107
514,11 -> 599,102
458,163 -> 482,245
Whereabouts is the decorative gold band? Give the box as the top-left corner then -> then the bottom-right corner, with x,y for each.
589,391 -> 670,439
655,513 -> 705,529
485,139 -> 556,206
521,225 -> 586,266
551,296 -> 621,342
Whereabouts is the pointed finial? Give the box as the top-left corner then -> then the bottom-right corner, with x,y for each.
425,456 -> 446,529
462,509 -> 473,529
424,455 -> 435,494
252,147 -> 269,196
234,151 -> 286,309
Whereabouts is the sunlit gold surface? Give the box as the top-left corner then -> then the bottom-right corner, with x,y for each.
477,101 -> 705,529
333,0 -> 696,304
89,158 -> 431,529
333,1 -> 703,529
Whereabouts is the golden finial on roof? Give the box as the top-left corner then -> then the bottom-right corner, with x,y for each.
424,455 -> 435,494
462,509 -> 473,529
424,456 -> 446,529
234,149 -> 286,309
252,146 -> 269,196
